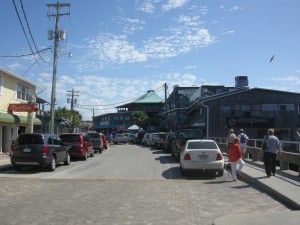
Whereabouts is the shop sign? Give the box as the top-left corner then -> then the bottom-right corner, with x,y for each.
8,104 -> 38,112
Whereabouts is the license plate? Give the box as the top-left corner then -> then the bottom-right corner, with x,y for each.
198,155 -> 208,160
23,148 -> 31,153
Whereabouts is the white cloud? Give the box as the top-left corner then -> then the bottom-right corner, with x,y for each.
222,30 -> 235,35
136,0 -> 156,13
271,76 -> 300,82
120,18 -> 145,34
162,0 -> 189,11
229,6 -> 243,12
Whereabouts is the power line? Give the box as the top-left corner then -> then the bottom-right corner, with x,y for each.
12,0 -> 42,65
0,47 -> 51,58
19,0 -> 47,63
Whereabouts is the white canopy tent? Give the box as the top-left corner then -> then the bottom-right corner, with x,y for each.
127,124 -> 139,130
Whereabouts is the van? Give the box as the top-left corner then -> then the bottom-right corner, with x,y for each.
60,132 -> 94,160
87,131 -> 104,153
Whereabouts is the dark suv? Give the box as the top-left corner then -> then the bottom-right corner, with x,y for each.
60,132 -> 94,160
172,129 -> 204,160
10,133 -> 71,171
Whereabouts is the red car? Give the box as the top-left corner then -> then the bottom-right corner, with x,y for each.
101,134 -> 108,149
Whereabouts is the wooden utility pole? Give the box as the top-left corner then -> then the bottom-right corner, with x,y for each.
47,1 -> 70,133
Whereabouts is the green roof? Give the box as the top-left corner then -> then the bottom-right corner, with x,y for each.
132,90 -> 164,104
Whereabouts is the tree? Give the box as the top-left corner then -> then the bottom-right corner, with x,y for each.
55,107 -> 82,128
132,111 -> 148,128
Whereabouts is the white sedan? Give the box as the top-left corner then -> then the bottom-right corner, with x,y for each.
180,139 -> 224,177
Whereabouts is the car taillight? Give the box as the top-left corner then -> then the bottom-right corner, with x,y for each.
216,152 -> 223,161
80,143 -> 84,152
41,146 -> 48,155
183,153 -> 191,160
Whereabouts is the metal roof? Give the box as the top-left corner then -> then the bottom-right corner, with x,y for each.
132,90 -> 164,103
117,90 -> 164,108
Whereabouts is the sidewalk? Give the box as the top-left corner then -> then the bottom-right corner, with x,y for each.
0,152 -> 12,172
214,156 -> 300,225
1,152 -> 300,224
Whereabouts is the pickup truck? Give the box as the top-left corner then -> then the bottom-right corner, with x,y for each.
171,129 -> 204,160
152,132 -> 168,149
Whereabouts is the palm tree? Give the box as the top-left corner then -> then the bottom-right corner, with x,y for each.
55,107 -> 82,128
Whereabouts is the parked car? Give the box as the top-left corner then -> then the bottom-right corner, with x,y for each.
10,133 -> 71,171
101,134 -> 108,149
114,134 -> 128,144
135,131 -> 145,144
87,131 -> 104,153
146,133 -> 157,146
60,132 -> 94,160
163,132 -> 176,153
141,133 -> 151,145
128,133 -> 136,143
172,129 -> 204,160
180,139 -> 224,177
153,132 -> 168,149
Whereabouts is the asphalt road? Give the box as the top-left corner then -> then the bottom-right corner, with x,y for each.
0,144 -> 290,225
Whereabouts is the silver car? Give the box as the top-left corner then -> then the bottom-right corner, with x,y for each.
114,134 -> 128,144
180,139 -> 224,177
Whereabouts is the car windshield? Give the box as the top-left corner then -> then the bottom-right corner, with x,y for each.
177,130 -> 204,139
88,133 -> 100,138
60,135 -> 80,143
187,141 -> 218,150
18,134 -> 44,145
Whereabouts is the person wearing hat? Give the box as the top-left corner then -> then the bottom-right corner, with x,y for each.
237,129 -> 249,158
226,129 -> 236,152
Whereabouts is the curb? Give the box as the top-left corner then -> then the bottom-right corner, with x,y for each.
0,164 -> 13,172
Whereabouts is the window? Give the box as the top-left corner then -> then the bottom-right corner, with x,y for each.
17,83 -> 29,101
279,104 -> 294,111
187,141 -> 218,150
221,105 -> 230,115
262,104 -> 278,111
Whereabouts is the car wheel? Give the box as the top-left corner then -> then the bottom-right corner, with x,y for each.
12,163 -> 22,171
217,169 -> 224,177
171,151 -> 175,157
64,152 -> 71,165
180,166 -> 186,176
90,149 -> 95,157
82,150 -> 88,160
47,156 -> 56,171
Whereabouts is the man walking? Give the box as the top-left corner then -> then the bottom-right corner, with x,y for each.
262,128 -> 281,178
238,129 -> 249,158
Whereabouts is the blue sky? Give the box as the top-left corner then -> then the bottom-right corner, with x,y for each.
1,0 -> 300,120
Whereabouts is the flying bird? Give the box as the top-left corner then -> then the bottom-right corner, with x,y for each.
270,55 -> 275,63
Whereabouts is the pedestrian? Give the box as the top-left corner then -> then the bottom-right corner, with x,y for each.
261,128 -> 281,178
226,129 -> 236,152
228,137 -> 245,181
237,129 -> 249,158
